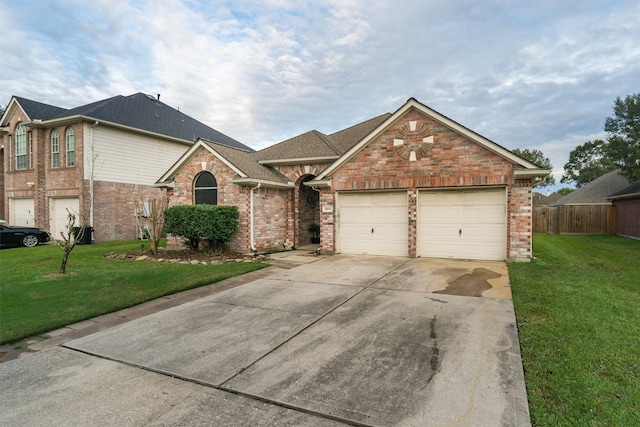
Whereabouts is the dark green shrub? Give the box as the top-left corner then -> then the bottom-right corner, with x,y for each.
164,205 -> 239,250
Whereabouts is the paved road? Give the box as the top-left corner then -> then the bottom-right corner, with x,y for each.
0,255 -> 530,426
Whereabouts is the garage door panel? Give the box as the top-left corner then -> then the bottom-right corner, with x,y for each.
51,198 -> 80,240
339,192 -> 408,256
10,198 -> 35,226
419,189 -> 506,261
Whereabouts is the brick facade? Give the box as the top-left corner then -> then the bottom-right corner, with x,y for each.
2,104 -> 179,241
167,147 -> 293,252
324,110 -> 534,261
166,109 -> 536,261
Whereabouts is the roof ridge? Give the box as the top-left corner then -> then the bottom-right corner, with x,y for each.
201,137 -> 253,153
311,130 -> 341,155
328,112 -> 392,137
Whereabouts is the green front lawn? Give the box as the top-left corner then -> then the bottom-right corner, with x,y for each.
0,240 -> 268,343
509,235 -> 640,426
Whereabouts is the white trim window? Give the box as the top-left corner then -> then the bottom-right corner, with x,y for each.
8,135 -> 13,171
15,125 -> 27,170
28,131 -> 33,169
51,129 -> 60,168
66,127 -> 75,167
194,172 -> 218,205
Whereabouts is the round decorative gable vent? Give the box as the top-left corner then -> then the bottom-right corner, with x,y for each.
393,120 -> 434,161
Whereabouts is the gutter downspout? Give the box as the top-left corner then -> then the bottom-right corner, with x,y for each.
89,121 -> 99,231
250,183 -> 261,252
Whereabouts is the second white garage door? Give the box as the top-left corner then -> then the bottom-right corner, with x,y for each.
50,197 -> 80,240
418,188 -> 506,261
338,192 -> 408,256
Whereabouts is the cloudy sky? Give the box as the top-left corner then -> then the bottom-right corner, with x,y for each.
1,0 -> 638,189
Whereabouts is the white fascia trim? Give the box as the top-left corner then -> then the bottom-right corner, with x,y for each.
303,179 -> 331,188
316,98 -> 540,180
258,156 -> 339,166
25,115 -> 195,147
515,169 -> 551,180
156,139 -> 247,184
232,178 -> 295,189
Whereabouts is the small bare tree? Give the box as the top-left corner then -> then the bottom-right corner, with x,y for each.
53,209 -> 85,274
135,196 -> 168,254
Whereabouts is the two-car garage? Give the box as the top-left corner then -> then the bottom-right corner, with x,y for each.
337,188 -> 507,261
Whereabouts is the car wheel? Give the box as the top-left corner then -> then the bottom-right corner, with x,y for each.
21,234 -> 39,247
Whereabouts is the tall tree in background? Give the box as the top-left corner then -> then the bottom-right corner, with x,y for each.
561,139 -> 617,187
605,93 -> 640,182
512,148 -> 555,187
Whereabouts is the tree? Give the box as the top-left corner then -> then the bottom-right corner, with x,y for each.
53,209 -> 85,274
604,93 -> 640,182
512,148 -> 555,187
561,139 -> 617,188
135,197 -> 168,254
557,187 -> 574,196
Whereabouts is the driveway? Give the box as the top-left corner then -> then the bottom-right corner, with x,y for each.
0,255 -> 530,426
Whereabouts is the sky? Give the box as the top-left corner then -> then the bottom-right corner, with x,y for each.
1,0 -> 638,191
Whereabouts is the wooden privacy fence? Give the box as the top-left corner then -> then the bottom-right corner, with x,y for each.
533,205 -> 616,234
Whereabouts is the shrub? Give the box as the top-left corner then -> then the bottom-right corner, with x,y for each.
164,205 -> 239,250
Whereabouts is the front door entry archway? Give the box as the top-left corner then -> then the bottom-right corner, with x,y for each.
297,175 -> 319,247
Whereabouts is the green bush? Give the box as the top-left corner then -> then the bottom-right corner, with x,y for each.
164,205 -> 239,250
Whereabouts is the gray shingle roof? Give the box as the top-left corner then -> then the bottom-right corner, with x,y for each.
609,180 -> 640,199
14,96 -> 69,120
550,170 -> 630,206
329,113 -> 392,153
254,113 -> 392,162
14,93 -> 252,151
201,140 -> 291,184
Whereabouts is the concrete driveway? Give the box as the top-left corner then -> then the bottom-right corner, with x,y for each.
0,255 -> 530,426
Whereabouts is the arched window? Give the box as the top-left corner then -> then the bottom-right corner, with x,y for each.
66,127 -> 75,167
51,130 -> 60,168
15,124 -> 27,170
194,172 -> 218,205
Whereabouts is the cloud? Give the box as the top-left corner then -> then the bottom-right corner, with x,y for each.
1,0 -> 638,184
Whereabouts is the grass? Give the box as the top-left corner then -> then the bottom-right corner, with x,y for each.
509,234 -> 640,427
0,240 -> 268,344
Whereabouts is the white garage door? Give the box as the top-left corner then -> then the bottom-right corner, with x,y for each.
50,198 -> 80,240
338,192 -> 408,256
9,198 -> 35,226
418,188 -> 506,261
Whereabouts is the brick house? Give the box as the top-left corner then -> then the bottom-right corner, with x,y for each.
0,93 -> 250,241
609,181 -> 640,239
158,98 -> 548,261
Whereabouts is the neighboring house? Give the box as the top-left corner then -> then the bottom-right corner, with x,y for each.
540,169 -> 630,235
0,93 -> 250,241
157,98 -> 548,261
533,191 -> 562,206
549,169 -> 630,207
609,181 -> 640,239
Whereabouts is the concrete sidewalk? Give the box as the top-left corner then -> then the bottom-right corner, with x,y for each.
0,255 -> 530,426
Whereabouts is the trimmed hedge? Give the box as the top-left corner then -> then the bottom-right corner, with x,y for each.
164,205 -> 239,250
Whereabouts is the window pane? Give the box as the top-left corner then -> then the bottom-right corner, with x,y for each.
66,128 -> 75,167
51,130 -> 59,168
15,125 -> 26,170
194,172 -> 218,205
195,188 -> 218,205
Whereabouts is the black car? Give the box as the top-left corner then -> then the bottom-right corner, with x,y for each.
0,223 -> 50,248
